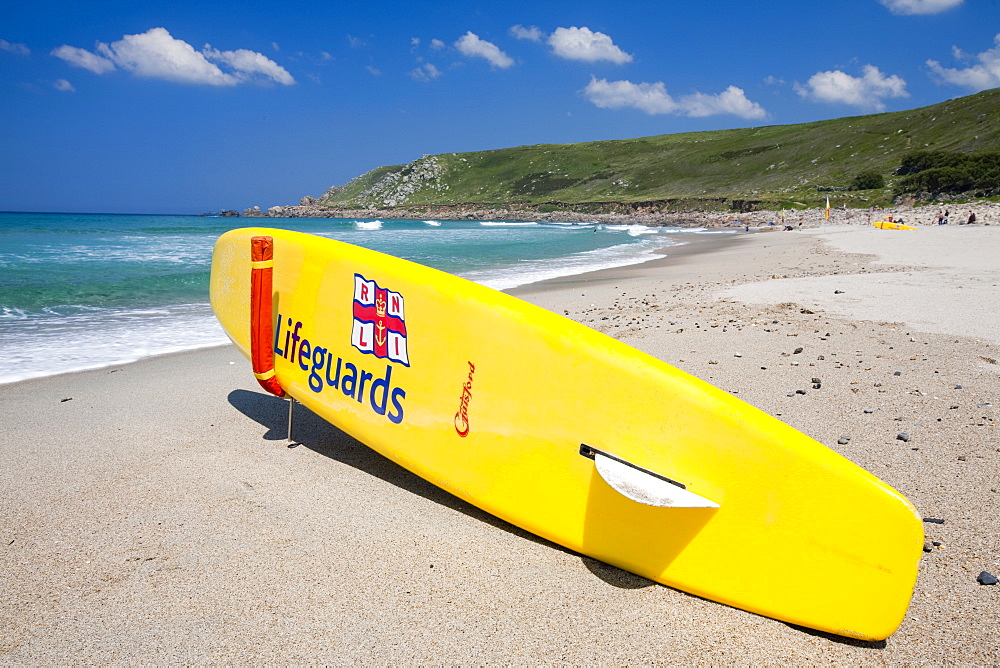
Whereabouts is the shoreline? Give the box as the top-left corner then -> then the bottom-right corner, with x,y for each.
509,230 -> 745,296
0,228 -> 736,388
1,224 -> 997,662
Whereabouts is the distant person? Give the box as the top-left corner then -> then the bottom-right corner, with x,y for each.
938,211 -> 944,224
968,211 -> 977,224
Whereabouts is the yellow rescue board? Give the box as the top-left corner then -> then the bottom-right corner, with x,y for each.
210,227 -> 923,641
873,220 -> 916,230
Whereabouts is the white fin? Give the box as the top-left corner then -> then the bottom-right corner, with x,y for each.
594,452 -> 720,508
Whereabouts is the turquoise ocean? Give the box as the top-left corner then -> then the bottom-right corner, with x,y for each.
0,212 -> 728,384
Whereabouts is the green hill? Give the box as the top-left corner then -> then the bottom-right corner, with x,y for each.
317,88 -> 1000,213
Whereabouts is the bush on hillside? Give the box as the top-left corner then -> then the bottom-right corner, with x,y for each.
894,150 -> 1000,197
850,170 -> 885,190
899,166 -> 973,194
896,151 -> 965,175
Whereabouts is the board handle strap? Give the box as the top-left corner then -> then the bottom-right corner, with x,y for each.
250,236 -> 286,397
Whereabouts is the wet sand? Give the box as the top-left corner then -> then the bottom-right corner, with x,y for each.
1,223 -> 997,663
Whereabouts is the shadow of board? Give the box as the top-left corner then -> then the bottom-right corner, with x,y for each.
225,389 -> 891,648
227,388 -> 652,590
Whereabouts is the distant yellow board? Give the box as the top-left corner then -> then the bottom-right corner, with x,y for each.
873,220 -> 916,230
211,227 -> 923,641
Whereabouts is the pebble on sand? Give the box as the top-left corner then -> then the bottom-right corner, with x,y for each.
977,571 -> 998,586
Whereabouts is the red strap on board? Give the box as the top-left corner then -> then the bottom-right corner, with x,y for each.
250,236 -> 285,397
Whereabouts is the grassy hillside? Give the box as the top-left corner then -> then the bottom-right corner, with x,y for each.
319,88 -> 1000,212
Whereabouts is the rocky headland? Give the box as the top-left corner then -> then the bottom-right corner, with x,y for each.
238,198 -> 999,229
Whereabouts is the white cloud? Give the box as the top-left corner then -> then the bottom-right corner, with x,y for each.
878,0 -> 963,15
51,44 -> 115,74
203,45 -> 295,85
52,27 -> 294,86
454,31 -> 514,69
1,39 -> 30,55
548,27 -> 632,64
582,77 -> 766,119
680,86 -> 768,118
53,78 -> 75,92
96,28 -> 236,84
409,62 -> 442,82
430,38 -> 446,50
584,78 -> 677,114
795,65 -> 908,110
366,65 -> 382,76
927,33 -> 1000,90
510,25 -> 544,42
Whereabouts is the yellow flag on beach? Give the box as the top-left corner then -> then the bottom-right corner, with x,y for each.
825,196 -> 830,220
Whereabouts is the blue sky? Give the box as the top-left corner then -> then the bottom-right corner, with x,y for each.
2,0 -> 998,214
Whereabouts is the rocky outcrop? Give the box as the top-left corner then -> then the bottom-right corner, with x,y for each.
319,155 -> 448,209
229,200 -> 998,230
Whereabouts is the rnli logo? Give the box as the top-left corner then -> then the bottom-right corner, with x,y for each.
351,274 -> 410,366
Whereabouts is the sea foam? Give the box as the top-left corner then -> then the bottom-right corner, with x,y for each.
0,303 -> 229,384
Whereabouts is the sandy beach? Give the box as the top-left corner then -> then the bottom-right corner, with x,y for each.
2,220 -> 998,663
